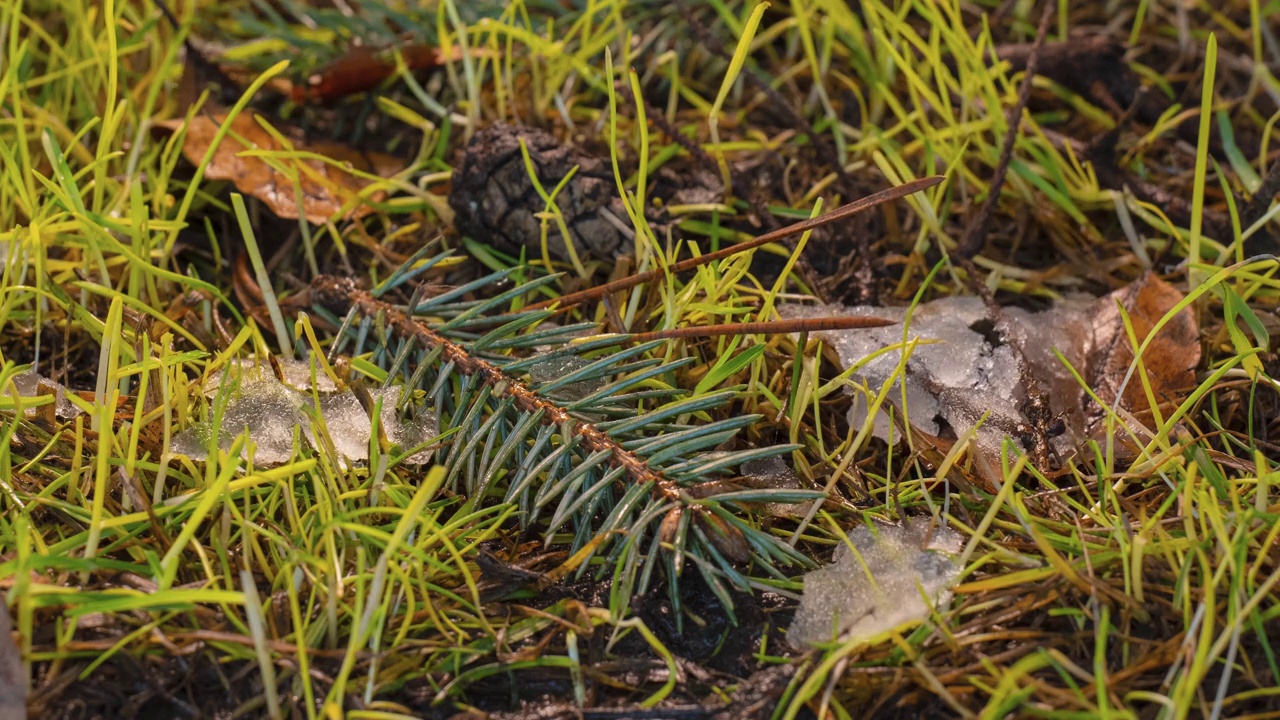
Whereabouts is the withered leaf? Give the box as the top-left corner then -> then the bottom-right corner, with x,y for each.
1086,272 -> 1200,440
698,512 -> 751,564
658,506 -> 683,545
292,43 -> 470,105
155,109 -> 405,224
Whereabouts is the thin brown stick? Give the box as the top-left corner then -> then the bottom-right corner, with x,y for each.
526,175 -> 944,313
312,277 -> 682,502
956,2 -> 1054,259
622,315 -> 895,343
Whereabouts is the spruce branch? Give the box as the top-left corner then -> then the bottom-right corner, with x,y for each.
313,276 -> 687,502
300,177 -> 941,609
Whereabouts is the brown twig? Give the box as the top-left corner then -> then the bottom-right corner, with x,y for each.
525,176 -> 944,313
957,2 -> 1054,259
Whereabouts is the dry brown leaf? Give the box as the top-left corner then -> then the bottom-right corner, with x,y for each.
1085,272 -> 1200,443
292,43 -> 473,104
155,109 -> 405,224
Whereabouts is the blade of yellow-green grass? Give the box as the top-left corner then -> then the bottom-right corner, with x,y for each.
612,616 -> 679,708
708,2 -> 770,193
1129,0 -> 1151,47
81,295 -> 124,582
284,562 -> 317,718
1188,34 -> 1218,285
232,193 -> 293,359
157,434 -> 246,589
241,569 -> 283,720
66,589 -> 248,618
759,199 -> 821,322
792,0 -> 843,164
324,467 -> 447,709
442,0 -> 479,138
41,129 -> 108,280
91,0 -> 119,213
603,46 -> 663,332
10,514 -> 32,667
628,68 -> 652,216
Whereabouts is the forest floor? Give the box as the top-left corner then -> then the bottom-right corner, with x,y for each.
3,1 -> 1280,718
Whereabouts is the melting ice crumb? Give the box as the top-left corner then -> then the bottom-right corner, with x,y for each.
528,353 -> 608,401
788,521 -> 963,649
315,392 -> 374,462
7,372 -> 83,419
376,388 -> 439,465
173,363 -> 436,467
739,457 -> 809,517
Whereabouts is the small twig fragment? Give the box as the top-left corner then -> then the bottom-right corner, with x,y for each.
956,2 -> 1053,259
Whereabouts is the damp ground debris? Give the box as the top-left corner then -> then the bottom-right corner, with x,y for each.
3,1 -> 1280,719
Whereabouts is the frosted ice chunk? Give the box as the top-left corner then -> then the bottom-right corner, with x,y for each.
379,388 -> 439,465
316,392 -> 372,462
7,371 -> 83,419
173,365 -> 436,467
171,378 -> 307,466
788,521 -> 963,648
314,387 -> 438,465
781,296 -> 1094,468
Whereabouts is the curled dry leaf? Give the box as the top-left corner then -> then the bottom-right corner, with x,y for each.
698,512 -> 752,563
1085,272 -> 1200,446
292,43 -> 471,105
155,109 -> 406,224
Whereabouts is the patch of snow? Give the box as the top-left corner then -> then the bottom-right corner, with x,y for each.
788,520 -> 963,648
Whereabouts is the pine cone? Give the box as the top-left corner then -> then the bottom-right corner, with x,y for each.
449,123 -> 662,261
